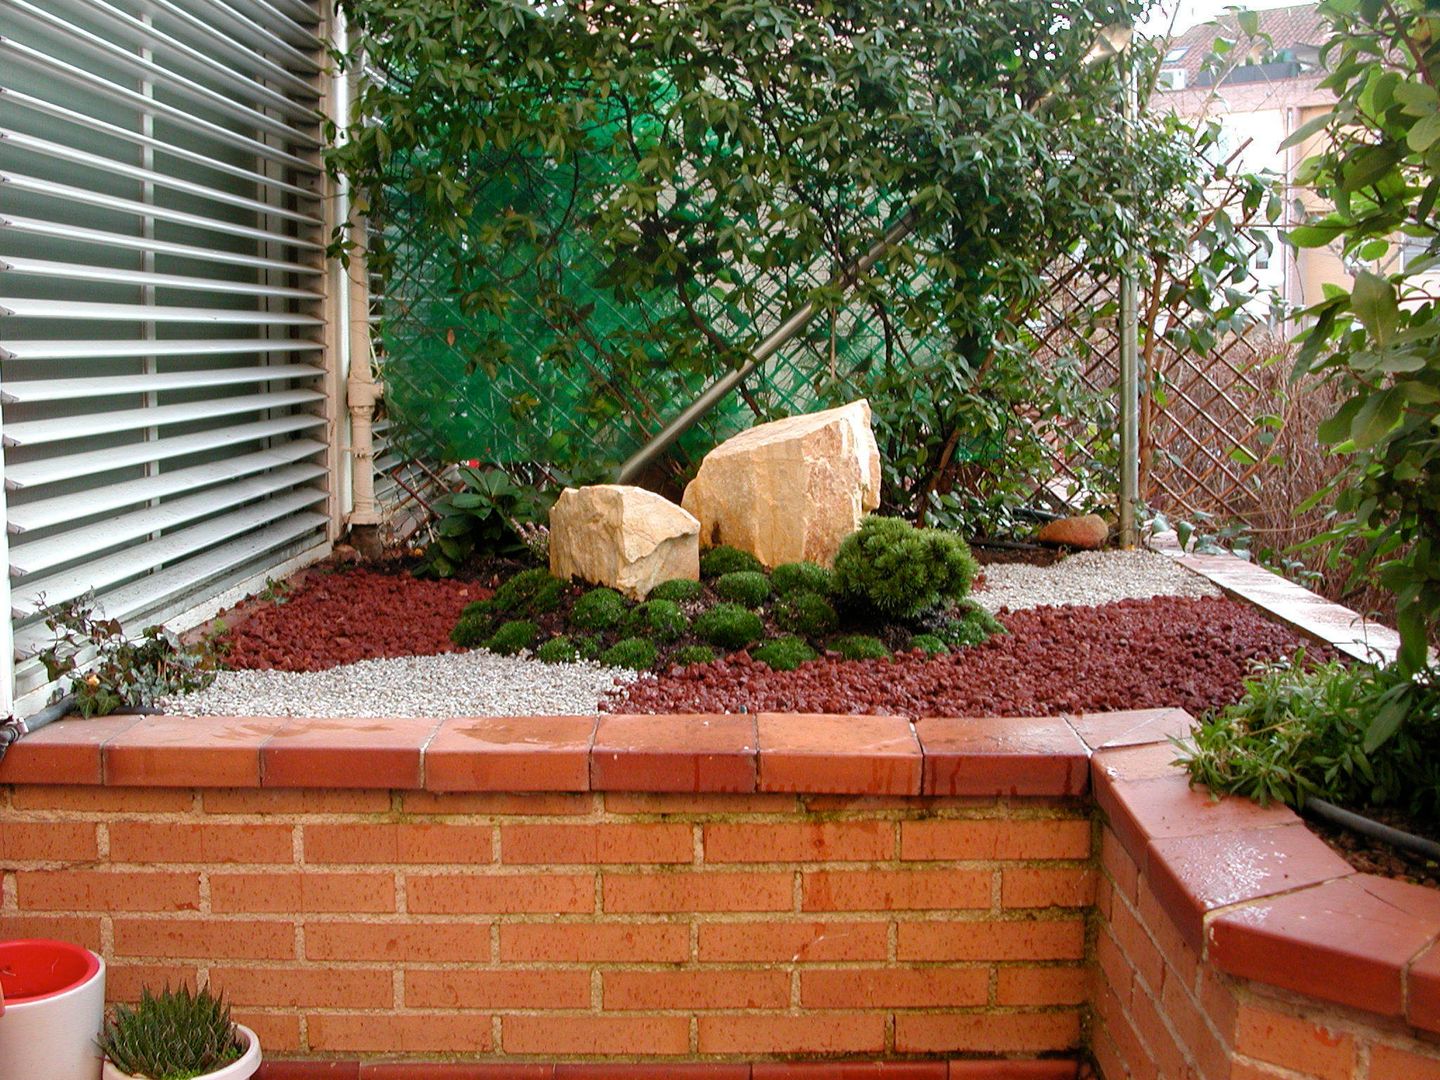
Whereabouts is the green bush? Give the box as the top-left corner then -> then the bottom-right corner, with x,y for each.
753,636 -> 818,671
600,636 -> 658,670
934,603 -> 1005,648
649,578 -> 703,603
571,586 -> 627,630
460,597 -> 494,618
714,570 -> 771,608
694,603 -> 764,649
830,634 -> 891,661
832,516 -> 978,619
673,644 -> 718,666
491,567 -> 566,616
771,561 -> 833,597
700,545 -> 763,578
574,635 -> 604,661
774,591 -> 839,637
536,636 -> 579,663
450,609 -> 495,648
486,619 -> 539,655
623,599 -> 689,642
909,633 -> 949,655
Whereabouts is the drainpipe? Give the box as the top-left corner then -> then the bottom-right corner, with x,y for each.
1117,50 -> 1141,548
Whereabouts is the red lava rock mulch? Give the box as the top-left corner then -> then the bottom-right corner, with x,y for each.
608,595 -> 1336,718
1306,814 -> 1440,890
216,568 -> 488,672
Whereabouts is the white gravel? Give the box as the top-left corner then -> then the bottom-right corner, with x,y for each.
970,548 -> 1220,613
158,650 -> 634,718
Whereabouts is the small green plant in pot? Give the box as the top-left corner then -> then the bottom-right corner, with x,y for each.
99,984 -> 259,1080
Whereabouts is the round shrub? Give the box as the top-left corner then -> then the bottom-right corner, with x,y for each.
832,515 -> 978,619
450,609 -> 494,648
649,578 -> 703,603
623,599 -> 689,642
753,636 -> 818,672
936,603 -> 1005,648
600,636 -> 658,670
700,545 -> 763,578
714,570 -> 771,608
460,597 -> 494,618
571,586 -> 627,630
491,567 -> 566,615
486,619 -> 539,655
535,636 -> 579,663
830,633 -> 891,660
574,635 -> 604,661
771,560 -> 833,597
774,590 -> 839,637
909,633 -> 949,656
694,602 -> 764,649
672,644 -> 718,666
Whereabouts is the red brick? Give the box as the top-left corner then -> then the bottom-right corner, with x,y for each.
108,822 -> 293,864
704,821 -> 891,863
1094,923 -> 1135,1001
802,869 -> 991,910
1101,826 -> 1140,902
230,1010 -> 302,1054
210,966 -> 391,1008
304,824 -> 492,864
407,873 -> 593,914
698,1013 -> 886,1054
603,871 -> 791,912
897,1010 -> 1080,1053
698,920 -> 888,962
203,788 -> 391,814
0,821 -> 98,862
9,786 -> 192,812
500,922 -> 689,963
113,918 -> 295,960
1370,1045 -> 1440,1080
1110,892 -> 1165,994
210,872 -> 395,914
305,922 -> 490,962
405,969 -> 590,1008
801,968 -> 988,1007
503,1015 -> 688,1055
106,963 -> 198,1002
1128,973 -> 1190,1080
897,918 -> 1086,961
0,914 -> 103,951
900,818 -> 1091,861
605,969 -> 789,1009
996,965 -> 1088,1005
500,823 -> 692,864
400,791 -> 592,816
603,792 -> 798,814
309,1013 -> 490,1053
17,870 -> 199,912
1136,879 -> 1200,988
1235,1004 -> 1355,1080
1002,868 -> 1096,909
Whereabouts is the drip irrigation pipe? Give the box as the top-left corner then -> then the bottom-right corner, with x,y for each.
0,691 -> 76,759
1304,796 -> 1440,863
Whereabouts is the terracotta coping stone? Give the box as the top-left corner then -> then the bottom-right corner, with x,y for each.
755,713 -> 921,795
915,715 -> 1089,797
592,713 -> 757,792
254,1062 -> 1079,1079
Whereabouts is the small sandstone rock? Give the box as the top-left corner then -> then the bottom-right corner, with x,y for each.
682,399 -> 881,567
549,484 -> 700,600
1036,514 -> 1110,550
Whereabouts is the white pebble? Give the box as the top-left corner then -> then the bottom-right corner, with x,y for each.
971,548 -> 1219,613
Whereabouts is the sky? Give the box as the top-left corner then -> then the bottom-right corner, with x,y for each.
1138,0 -> 1306,37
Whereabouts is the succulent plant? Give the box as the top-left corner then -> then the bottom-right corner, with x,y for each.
98,985 -> 242,1080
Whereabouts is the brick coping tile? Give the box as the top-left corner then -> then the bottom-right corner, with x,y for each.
254,1061 -> 1081,1078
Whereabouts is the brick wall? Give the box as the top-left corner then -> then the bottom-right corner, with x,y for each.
0,784 -> 1092,1065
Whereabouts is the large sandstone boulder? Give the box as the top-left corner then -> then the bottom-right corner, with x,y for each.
549,485 -> 699,599
681,399 -> 881,567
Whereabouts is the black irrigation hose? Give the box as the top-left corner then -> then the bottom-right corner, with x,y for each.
1304,796 -> 1440,864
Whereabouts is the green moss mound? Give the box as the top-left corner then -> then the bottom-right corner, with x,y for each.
450,609 -> 495,648
700,545 -> 763,578
714,570 -> 771,607
600,636 -> 658,670
774,590 -> 839,637
491,567 -> 566,615
574,635 -> 604,661
535,636 -> 579,663
649,578 -> 703,603
673,644 -> 718,666
486,619 -> 539,655
908,633 -> 949,655
832,515 -> 978,619
753,636 -> 818,671
771,561 -> 833,597
571,586 -> 627,630
830,633 -> 891,660
623,599 -> 689,642
935,603 -> 1005,648
694,603 -> 764,649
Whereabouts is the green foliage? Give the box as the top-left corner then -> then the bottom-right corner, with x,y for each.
830,634 -> 891,661
693,603 -> 764,649
491,568 -> 567,616
771,562 -> 834,597
98,984 -> 242,1080
673,644 -> 718,666
485,619 -> 539,655
571,587 -> 628,631
774,591 -> 840,638
649,578 -> 703,603
418,466 -> 552,576
933,603 -> 1006,649
38,597 -> 217,718
832,517 -> 978,619
450,609 -> 495,648
623,599 -> 690,642
909,633 -> 950,655
714,571 -> 771,608
1284,0 -> 1440,702
753,636 -> 818,672
535,636 -> 579,663
600,636 -> 659,670
700,546 -> 763,579
1181,659 -> 1440,818
574,635 -> 605,661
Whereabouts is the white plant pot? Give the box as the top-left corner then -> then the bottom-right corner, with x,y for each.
0,941 -> 106,1080
101,1023 -> 261,1080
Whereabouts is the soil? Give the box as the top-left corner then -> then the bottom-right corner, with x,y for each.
607,595 -> 1335,717
1305,809 -> 1440,890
